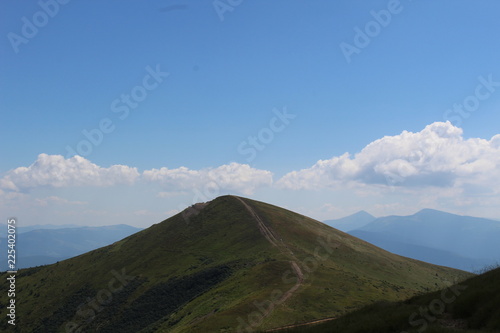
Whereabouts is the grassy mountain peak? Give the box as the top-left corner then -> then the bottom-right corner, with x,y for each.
0,196 -> 471,332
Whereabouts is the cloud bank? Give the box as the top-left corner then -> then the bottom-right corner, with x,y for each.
277,122 -> 500,192
0,155 -> 273,196
1,122 -> 498,199
0,154 -> 139,191
143,163 -> 273,195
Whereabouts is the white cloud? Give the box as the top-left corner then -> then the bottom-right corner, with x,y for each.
0,154 -> 140,191
0,155 -> 273,196
277,122 -> 500,192
143,162 -> 273,195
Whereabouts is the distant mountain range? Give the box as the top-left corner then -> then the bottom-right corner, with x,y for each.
0,223 -> 83,237
0,224 -> 142,270
325,209 -> 500,272
0,196 -> 469,332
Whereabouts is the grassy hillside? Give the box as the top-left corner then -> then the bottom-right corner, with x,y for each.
276,266 -> 500,333
0,196 -> 471,332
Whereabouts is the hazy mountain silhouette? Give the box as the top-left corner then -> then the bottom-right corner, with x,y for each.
349,209 -> 500,272
0,224 -> 142,270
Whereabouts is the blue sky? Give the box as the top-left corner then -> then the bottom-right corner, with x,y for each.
1,0 -> 500,227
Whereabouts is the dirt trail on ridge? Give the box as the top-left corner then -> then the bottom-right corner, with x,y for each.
265,316 -> 338,332
234,196 -> 305,316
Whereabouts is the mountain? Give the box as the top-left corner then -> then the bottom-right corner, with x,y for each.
0,223 -> 83,237
282,265 -> 500,333
350,209 -> 500,271
324,210 -> 376,232
349,230 -> 490,272
0,196 -> 471,333
0,224 -> 142,270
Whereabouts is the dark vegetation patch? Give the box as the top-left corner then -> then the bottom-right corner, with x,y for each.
96,265 -> 232,333
25,278 -> 143,332
67,277 -> 145,333
32,285 -> 96,333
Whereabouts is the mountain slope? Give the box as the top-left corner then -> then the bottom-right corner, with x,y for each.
279,266 -> 500,333
0,196 -> 471,332
324,210 -> 376,232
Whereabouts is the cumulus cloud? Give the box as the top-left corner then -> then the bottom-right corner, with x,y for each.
0,155 -> 273,196
143,162 -> 273,195
277,122 -> 500,192
0,154 -> 140,191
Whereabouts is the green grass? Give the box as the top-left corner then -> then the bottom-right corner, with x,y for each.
273,266 -> 500,333
0,196 -> 473,332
